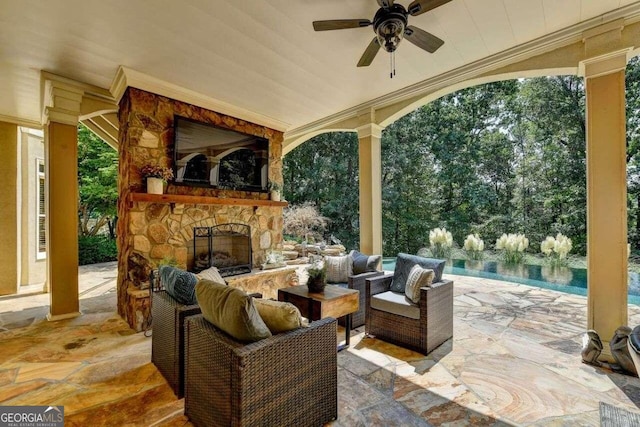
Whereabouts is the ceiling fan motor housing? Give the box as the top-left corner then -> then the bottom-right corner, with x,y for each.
373,4 -> 409,53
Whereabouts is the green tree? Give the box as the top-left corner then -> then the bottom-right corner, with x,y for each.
627,56 -> 640,251
514,76 -> 586,253
77,124 -> 118,237
283,132 -> 360,249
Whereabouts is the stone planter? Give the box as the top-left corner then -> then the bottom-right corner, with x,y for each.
270,190 -> 281,202
147,177 -> 164,194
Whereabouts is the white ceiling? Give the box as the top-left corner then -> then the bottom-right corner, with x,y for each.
1,0 -> 639,132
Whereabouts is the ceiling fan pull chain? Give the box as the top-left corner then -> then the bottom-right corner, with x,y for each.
391,50 -> 396,76
389,51 -> 396,78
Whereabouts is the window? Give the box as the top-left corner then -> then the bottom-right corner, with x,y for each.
37,158 -> 46,259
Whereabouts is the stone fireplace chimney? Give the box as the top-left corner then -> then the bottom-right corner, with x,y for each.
116,88 -> 285,331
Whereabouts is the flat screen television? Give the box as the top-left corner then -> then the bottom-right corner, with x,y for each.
173,116 -> 269,192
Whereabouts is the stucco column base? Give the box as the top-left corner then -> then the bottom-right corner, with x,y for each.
357,123 -> 383,255
47,311 -> 82,322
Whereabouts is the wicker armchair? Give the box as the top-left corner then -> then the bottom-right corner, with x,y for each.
365,272 -> 453,355
334,271 -> 384,328
184,315 -> 338,427
151,290 -> 201,398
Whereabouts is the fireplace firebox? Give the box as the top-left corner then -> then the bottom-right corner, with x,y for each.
192,224 -> 252,277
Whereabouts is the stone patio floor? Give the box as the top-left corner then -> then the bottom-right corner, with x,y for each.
2,262 -> 640,426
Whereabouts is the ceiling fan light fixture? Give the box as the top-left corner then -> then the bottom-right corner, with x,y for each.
375,18 -> 406,52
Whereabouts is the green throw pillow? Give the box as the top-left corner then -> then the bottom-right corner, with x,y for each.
254,299 -> 308,334
195,280 -> 271,342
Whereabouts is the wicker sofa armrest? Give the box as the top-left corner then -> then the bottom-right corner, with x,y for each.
422,278 -> 453,291
365,272 -> 393,296
349,270 -> 384,287
419,279 -> 453,304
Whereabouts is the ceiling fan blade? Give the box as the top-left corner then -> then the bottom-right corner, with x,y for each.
357,37 -> 381,67
404,25 -> 444,53
376,0 -> 395,9
313,19 -> 372,31
407,0 -> 452,16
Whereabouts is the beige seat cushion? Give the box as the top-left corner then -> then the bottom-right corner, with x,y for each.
371,291 -> 420,320
404,265 -> 434,303
195,280 -> 271,342
325,255 -> 352,284
254,299 -> 309,334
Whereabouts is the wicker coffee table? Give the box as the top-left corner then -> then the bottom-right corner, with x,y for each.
278,285 -> 358,351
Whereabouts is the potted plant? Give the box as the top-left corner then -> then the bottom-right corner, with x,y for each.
268,181 -> 283,202
306,258 -> 326,293
141,165 -> 173,195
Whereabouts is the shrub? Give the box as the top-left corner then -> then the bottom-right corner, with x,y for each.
495,233 -> 528,264
540,233 -> 572,266
429,227 -> 453,259
78,235 -> 117,265
283,203 -> 327,243
463,234 -> 485,260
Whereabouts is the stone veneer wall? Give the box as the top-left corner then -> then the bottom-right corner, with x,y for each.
116,88 -> 284,331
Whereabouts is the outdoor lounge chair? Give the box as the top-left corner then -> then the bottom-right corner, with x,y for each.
365,253 -> 453,354
325,250 -> 383,329
184,315 -> 338,427
151,290 -> 201,398
151,280 -> 262,398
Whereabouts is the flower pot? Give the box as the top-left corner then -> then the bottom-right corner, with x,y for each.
147,177 -> 164,195
307,276 -> 326,293
270,190 -> 281,202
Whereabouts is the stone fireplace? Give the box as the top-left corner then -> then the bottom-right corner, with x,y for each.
192,223 -> 252,276
116,88 -> 286,331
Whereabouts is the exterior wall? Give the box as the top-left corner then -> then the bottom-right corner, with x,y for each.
19,127 -> 46,286
117,88 -> 285,330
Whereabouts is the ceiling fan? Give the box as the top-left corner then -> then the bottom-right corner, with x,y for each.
313,0 -> 451,77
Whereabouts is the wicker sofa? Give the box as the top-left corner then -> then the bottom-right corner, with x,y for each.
184,315 -> 338,427
151,290 -> 201,398
365,270 -> 453,355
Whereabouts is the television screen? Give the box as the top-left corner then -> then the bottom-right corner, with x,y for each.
173,116 -> 269,191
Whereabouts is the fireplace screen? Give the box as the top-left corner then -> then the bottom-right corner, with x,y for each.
192,224 -> 252,277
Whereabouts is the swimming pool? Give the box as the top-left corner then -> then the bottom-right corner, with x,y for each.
382,257 -> 640,305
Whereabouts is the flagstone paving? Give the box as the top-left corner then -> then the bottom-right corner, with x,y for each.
1,263 -> 640,426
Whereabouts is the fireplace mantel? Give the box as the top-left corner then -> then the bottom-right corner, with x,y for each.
128,192 -> 288,210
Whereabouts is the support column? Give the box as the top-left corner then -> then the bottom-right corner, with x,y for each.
0,122 -> 19,295
357,123 -> 383,255
43,80 -> 83,321
582,49 -> 630,357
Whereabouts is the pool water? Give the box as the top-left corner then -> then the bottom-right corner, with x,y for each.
382,257 -> 640,305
